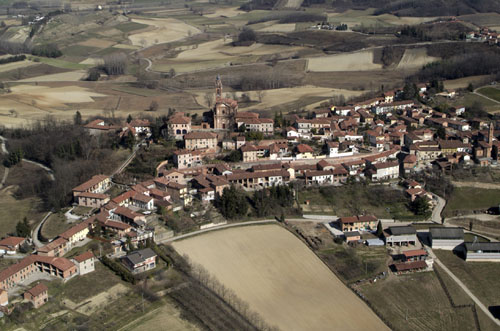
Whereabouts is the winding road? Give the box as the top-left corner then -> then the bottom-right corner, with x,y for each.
431,193 -> 446,223
31,211 -> 52,248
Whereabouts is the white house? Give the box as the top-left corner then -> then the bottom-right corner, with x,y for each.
369,162 -> 399,181
327,142 -> 339,157
72,251 -> 96,276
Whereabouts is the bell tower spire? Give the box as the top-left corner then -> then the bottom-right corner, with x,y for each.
215,74 -> 222,100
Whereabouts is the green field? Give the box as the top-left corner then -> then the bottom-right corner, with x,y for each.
477,87 -> 500,102
41,212 -> 73,240
434,250 -> 500,308
444,187 -> 500,216
32,57 -> 90,70
115,22 -> 149,33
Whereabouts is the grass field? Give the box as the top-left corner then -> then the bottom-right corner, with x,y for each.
129,17 -> 200,47
41,212 -> 73,240
359,271 -> 478,331
298,185 -> 423,221
173,224 -> 389,331
477,87 -> 500,103
119,299 -> 199,331
434,249 -> 500,308
444,187 -> 500,215
307,49 -> 383,72
115,21 -> 149,33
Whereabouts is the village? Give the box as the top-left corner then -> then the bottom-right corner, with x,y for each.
0,73 -> 498,322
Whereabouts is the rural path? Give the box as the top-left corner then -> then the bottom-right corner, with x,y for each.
452,181 -> 500,190
142,58 -> 153,72
428,248 -> 500,327
0,135 -> 55,181
0,167 -> 8,190
473,90 -> 500,105
111,140 -> 144,177
32,211 -> 52,248
431,194 -> 446,223
158,219 -> 277,243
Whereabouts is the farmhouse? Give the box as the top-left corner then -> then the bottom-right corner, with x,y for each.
392,260 -> 428,274
464,242 -> 500,262
122,248 -> 157,274
24,283 -> 48,308
74,191 -> 110,208
339,215 -> 378,232
37,237 -> 69,257
367,162 -> 399,181
402,249 -> 428,262
429,227 -> 464,250
385,226 -> 418,246
344,231 -> 361,243
0,289 -> 7,306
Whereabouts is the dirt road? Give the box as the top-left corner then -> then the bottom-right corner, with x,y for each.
452,181 -> 500,189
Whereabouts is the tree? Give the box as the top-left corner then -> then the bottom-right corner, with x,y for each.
376,221 -> 383,237
217,186 -> 248,219
436,126 -> 446,139
402,82 -> 418,100
16,217 -> 30,237
101,52 -> 127,75
127,114 -> 133,123
125,130 -> 135,150
410,196 -> 430,216
238,27 -> 256,43
225,150 -> 242,162
86,68 -> 100,81
74,111 -> 82,125
467,83 -> 474,92
148,100 -> 159,112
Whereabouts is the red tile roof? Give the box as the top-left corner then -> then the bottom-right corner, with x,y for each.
72,175 -> 109,193
73,250 -> 95,263
184,132 -> 217,140
402,249 -> 427,258
25,283 -> 48,297
0,237 -> 25,248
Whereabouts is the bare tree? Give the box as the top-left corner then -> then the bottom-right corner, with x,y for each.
102,52 -> 128,75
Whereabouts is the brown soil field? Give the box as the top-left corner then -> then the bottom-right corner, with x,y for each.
203,6 -> 243,18
307,50 -> 383,72
258,23 -> 296,32
444,75 -> 491,90
78,38 -> 116,48
396,48 -> 440,70
0,60 -> 38,73
129,18 -> 201,47
173,224 -> 389,331
18,70 -> 87,82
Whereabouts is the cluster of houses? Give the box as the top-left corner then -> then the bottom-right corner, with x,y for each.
466,27 -> 499,45
335,214 -> 500,274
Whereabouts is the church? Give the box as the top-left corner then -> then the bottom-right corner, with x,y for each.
211,75 -> 238,130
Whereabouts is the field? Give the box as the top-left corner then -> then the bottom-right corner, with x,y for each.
119,300 -> 199,331
359,271 -> 479,331
477,87 -> 500,103
173,224 -> 389,331
307,50 -> 383,72
396,48 -> 440,70
434,250 -> 500,308
444,187 -> 500,216
41,212 -> 73,240
128,17 -> 201,47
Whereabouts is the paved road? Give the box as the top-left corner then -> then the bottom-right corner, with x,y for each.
31,211 -> 52,248
142,58 -> 153,72
112,140 -> 144,177
158,219 -> 277,244
431,194 -> 446,223
428,248 -> 500,327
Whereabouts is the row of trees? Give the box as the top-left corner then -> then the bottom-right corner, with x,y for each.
216,185 -> 296,219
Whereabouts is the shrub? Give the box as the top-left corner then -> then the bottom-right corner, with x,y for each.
31,44 -> 62,58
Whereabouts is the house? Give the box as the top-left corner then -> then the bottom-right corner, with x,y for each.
429,227 -> 464,250
74,192 -> 110,208
295,144 -> 314,159
339,215 -> 378,232
83,119 -> 117,135
72,175 -> 111,200
167,113 -> 191,140
367,162 -> 400,181
464,242 -> 500,262
72,250 -> 95,276
59,218 -> 93,246
241,144 -> 259,162
345,231 -> 361,243
385,226 -> 418,246
225,170 -> 290,189
122,248 -> 157,274
184,132 -> 218,151
24,283 -> 48,308
392,261 -> 427,273
402,249 -> 428,262
326,141 -> 339,157
0,236 -> 25,254
37,237 -> 69,257
0,289 -> 7,306
173,149 -> 203,169
236,117 -> 274,134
